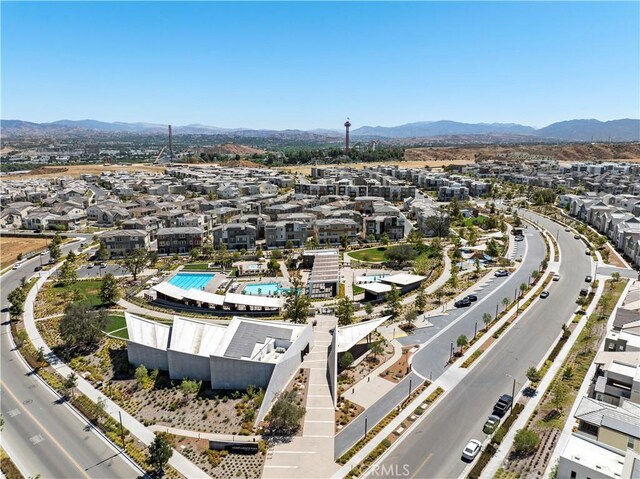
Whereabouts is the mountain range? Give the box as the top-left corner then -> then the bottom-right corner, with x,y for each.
2,118 -> 639,141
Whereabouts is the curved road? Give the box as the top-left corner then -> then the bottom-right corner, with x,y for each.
1,240 -> 141,478
369,210 -> 592,479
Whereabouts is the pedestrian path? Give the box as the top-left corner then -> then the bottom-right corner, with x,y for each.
22,266 -> 211,478
148,425 -> 260,443
262,314 -> 339,479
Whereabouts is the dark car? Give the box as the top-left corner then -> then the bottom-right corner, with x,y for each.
585,275 -> 593,283
466,294 -> 478,302
493,394 -> 513,416
455,298 -> 472,308
540,291 -> 550,299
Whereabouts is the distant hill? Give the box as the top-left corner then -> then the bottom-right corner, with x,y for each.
535,119 -> 640,141
352,121 -> 536,138
2,118 -> 639,142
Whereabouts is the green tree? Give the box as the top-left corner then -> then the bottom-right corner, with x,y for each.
486,238 -> 500,258
531,270 -> 540,282
340,234 -> 350,250
456,334 -> 468,352
135,364 -> 149,387
283,273 -> 311,324
255,246 -> 263,259
180,378 -> 201,402
58,257 -> 77,286
551,381 -> 568,412
267,258 -> 280,275
404,308 -> 418,328
611,272 -> 620,282
364,303 -> 374,316
98,242 -> 110,261
100,273 -> 120,305
482,312 -> 492,330
339,352 -> 354,369
190,247 -> 201,262
285,240 -> 294,252
415,287 -> 427,312
147,433 -> 173,475
265,390 -> 306,435
147,251 -> 158,267
8,287 -> 27,320
216,243 -> 231,269
336,296 -> 355,326
62,372 -> 77,400
123,248 -> 148,281
519,282 -> 528,295
369,340 -> 385,361
513,429 -> 540,456
385,244 -> 417,265
502,297 -> 510,308
380,233 -> 390,246
385,285 -> 402,318
58,303 -> 108,352
526,366 -> 541,384
49,233 -> 62,261
271,248 -> 283,260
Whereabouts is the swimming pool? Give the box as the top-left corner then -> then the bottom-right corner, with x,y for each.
243,282 -> 289,296
168,273 -> 215,290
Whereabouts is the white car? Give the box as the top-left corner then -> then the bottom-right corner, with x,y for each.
553,273 -> 560,281
40,250 -> 48,256
12,263 -> 22,270
462,439 -> 482,461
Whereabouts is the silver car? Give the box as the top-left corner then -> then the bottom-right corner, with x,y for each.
462,439 -> 482,461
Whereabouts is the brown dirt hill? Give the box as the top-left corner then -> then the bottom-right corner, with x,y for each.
406,143 -> 640,164
204,143 -> 266,156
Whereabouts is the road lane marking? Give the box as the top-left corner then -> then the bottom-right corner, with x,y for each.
410,452 -> 433,479
0,380 -> 90,478
29,434 -> 45,445
7,408 -> 21,417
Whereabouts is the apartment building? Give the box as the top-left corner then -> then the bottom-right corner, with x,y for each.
212,223 -> 257,250
265,220 -> 308,248
157,227 -> 205,255
100,229 -> 150,258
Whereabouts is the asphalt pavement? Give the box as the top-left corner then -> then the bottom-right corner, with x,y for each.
77,263 -> 129,279
370,210 -> 592,479
0,242 -> 141,479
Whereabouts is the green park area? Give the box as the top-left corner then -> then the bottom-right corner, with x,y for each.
348,247 -> 388,263
35,279 -> 105,317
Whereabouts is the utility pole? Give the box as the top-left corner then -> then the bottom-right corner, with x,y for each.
119,411 -> 125,450
364,415 -> 368,438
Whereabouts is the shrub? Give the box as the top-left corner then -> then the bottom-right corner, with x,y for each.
513,428 -> 540,456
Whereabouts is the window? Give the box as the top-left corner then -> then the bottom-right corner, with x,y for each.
570,472 -> 576,479
628,436 -> 635,449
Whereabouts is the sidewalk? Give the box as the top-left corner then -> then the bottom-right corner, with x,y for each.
479,274 -> 608,478
148,425 -> 260,443
262,314 -> 339,479
23,266 -> 211,478
341,339 -> 404,408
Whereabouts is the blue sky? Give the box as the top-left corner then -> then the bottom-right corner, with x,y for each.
2,1 -> 639,129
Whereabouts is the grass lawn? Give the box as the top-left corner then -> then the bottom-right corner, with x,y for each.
353,284 -> 365,295
105,314 -> 126,333
36,279 -> 105,317
463,215 -> 488,227
182,263 -> 213,270
110,328 -> 129,339
348,247 -> 388,263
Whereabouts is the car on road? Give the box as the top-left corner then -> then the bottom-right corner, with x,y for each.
40,250 -> 48,256
34,265 -> 42,272
493,394 -> 513,416
574,234 -> 581,239
553,273 -> 560,281
494,269 -> 509,277
466,294 -> 478,302
461,439 -> 482,461
483,415 -> 501,434
540,291 -> 550,299
565,228 -> 571,232
87,264 -> 94,269
100,262 -> 108,268
585,275 -> 593,283
580,288 -> 589,297
585,249 -> 591,255
514,235 -> 524,242
455,298 -> 472,308
12,263 -> 22,270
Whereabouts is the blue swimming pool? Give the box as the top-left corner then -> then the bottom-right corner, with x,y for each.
168,273 -> 215,290
243,282 -> 289,296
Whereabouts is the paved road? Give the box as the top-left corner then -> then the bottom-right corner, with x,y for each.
334,226 -> 543,458
1,242 -> 141,479
77,263 -> 129,279
370,210 -> 592,479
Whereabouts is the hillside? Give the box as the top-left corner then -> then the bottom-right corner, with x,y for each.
204,143 -> 266,156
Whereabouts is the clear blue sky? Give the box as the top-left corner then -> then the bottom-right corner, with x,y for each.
2,1 -> 638,130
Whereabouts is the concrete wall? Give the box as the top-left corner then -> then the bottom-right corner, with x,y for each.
256,323 -> 314,423
209,356 -> 275,391
127,343 -> 169,372
598,427 -> 640,453
327,330 -> 337,408
167,350 -> 211,382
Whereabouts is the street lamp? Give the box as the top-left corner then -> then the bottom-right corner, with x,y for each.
506,374 -> 518,414
364,415 -> 368,438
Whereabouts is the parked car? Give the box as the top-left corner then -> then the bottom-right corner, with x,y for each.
12,263 -> 21,270
579,288 -> 589,297
87,264 -> 94,269
574,234 -> 581,239
585,249 -> 591,255
585,275 -> 593,282
34,265 -> 42,272
466,294 -> 478,302
461,439 -> 482,461
553,273 -> 560,281
40,250 -> 48,256
493,394 -> 513,416
494,269 -> 509,277
514,235 -> 524,242
540,291 -> 550,299
564,228 -> 571,232
455,298 -> 472,308
483,415 -> 501,434
100,262 -> 108,268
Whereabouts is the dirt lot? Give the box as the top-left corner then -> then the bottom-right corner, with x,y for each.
0,236 -> 49,269
12,163 -> 165,179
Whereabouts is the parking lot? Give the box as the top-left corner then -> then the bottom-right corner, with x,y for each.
76,263 -> 130,279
